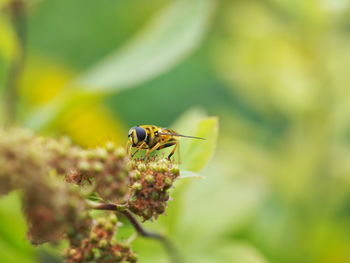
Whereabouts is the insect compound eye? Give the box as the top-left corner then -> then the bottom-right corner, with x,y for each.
128,127 -> 137,138
135,127 -> 147,142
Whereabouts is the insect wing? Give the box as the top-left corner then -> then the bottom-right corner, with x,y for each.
158,132 -> 205,140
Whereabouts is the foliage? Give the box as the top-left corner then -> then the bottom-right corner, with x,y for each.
0,123 -> 217,262
2,0 -> 350,263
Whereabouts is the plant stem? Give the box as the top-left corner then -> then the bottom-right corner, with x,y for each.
4,0 -> 26,126
121,210 -> 183,263
93,203 -> 183,263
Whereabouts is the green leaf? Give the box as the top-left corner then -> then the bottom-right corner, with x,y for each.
173,109 -> 219,172
156,108 -> 218,234
0,0 -> 11,10
0,192 -> 37,263
76,0 -> 215,93
214,242 -> 270,263
24,0 -> 216,130
178,170 -> 203,179
184,242 -> 270,263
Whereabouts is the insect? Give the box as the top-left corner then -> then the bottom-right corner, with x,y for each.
126,125 -> 205,160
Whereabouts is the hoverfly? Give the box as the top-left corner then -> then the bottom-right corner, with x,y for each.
126,125 -> 205,160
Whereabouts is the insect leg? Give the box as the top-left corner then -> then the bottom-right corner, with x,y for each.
131,148 -> 140,157
145,142 -> 161,158
131,142 -> 148,158
167,141 -> 178,160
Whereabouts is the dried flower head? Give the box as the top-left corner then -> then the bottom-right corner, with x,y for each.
0,128 -> 184,263
23,179 -> 90,245
127,159 -> 180,221
65,214 -> 137,263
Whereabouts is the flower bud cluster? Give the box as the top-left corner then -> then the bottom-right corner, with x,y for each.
127,159 -> 180,221
47,140 -> 130,203
0,129 -> 47,195
65,214 -> 137,263
0,129 -> 91,245
0,128 -> 183,263
23,178 -> 91,245
46,140 -> 181,221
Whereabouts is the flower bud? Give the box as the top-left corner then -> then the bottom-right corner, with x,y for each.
78,160 -> 90,171
145,174 -> 155,183
95,148 -> 108,160
92,161 -> 104,173
98,239 -> 108,248
137,163 -> 147,172
105,142 -> 115,153
132,182 -> 142,191
171,165 -> 180,175
114,147 -> 126,158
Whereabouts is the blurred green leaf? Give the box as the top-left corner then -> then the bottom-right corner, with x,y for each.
24,0 -> 216,131
76,0 -> 215,93
0,192 -> 36,263
0,0 -> 11,9
181,241 -> 270,263
156,108 -> 218,236
0,16 -> 18,62
179,170 -> 203,179
173,110 -> 218,173
214,242 -> 270,263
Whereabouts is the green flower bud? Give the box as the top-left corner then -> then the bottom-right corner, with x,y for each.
130,195 -> 138,202
92,161 -> 104,172
159,164 -> 168,173
105,141 -> 115,152
159,159 -> 169,165
137,163 -> 147,172
149,162 -> 158,171
78,160 -> 90,171
105,174 -> 114,183
97,217 -> 107,226
145,174 -> 155,183
164,177 -> 173,187
93,248 -> 101,258
114,147 -> 126,158
132,182 -> 142,191
105,222 -> 114,233
98,239 -> 108,248
109,215 -> 118,224
117,171 -> 127,180
114,251 -> 122,260
86,150 -> 96,159
155,204 -> 165,213
132,171 -> 142,180
128,253 -> 138,263
171,165 -> 180,175
126,161 -> 135,171
95,147 -> 108,160
90,233 -> 99,243
68,248 -> 77,256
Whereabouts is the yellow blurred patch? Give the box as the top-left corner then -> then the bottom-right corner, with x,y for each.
57,103 -> 126,147
0,16 -> 18,62
20,58 -> 75,106
20,57 -> 126,146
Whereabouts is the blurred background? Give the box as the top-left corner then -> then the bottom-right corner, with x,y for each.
1,0 -> 350,262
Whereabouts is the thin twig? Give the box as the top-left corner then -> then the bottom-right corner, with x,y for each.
121,210 -> 183,263
92,203 -> 183,263
4,0 -> 27,126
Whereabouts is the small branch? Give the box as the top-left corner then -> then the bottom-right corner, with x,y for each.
92,203 -> 183,263
4,0 -> 27,126
92,203 -> 121,211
